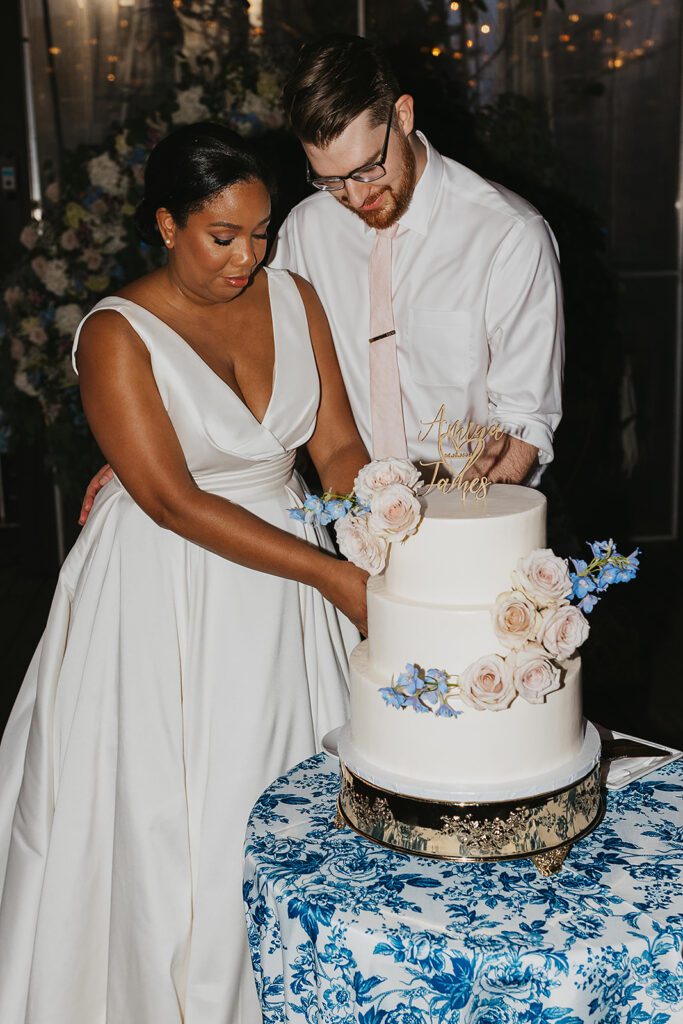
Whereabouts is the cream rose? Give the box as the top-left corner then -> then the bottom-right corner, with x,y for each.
368,484 -> 422,542
512,645 -> 561,704
335,513 -> 387,575
492,590 -> 540,650
353,458 -> 422,505
459,654 -> 516,711
512,548 -> 572,608
538,604 -> 590,659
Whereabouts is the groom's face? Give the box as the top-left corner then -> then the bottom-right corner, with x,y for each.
302,100 -> 417,229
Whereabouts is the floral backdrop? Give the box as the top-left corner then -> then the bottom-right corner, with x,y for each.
0,41 -> 284,493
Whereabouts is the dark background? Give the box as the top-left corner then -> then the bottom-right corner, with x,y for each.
1,0 -> 682,749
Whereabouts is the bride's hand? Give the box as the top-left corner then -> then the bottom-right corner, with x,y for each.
320,560 -> 369,636
79,464 -> 114,525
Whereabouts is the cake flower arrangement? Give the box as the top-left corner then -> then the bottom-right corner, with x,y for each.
289,458 -> 424,575
381,540 -> 640,717
290,461 -> 640,717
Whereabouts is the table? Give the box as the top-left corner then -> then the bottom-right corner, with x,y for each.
244,754 -> 683,1023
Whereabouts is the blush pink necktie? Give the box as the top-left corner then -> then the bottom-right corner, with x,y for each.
368,224 -> 408,460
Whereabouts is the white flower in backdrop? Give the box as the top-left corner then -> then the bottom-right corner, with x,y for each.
54,304 -> 84,337
172,85 -> 210,125
87,153 -> 125,196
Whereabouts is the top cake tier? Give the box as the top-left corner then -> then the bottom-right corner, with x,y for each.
384,483 -> 546,605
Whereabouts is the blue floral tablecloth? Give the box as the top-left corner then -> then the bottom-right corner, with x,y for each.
243,754 -> 683,1024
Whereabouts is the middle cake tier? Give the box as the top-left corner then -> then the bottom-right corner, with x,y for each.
367,574 -> 504,678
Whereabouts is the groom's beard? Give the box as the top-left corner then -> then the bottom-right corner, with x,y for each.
340,131 -> 417,229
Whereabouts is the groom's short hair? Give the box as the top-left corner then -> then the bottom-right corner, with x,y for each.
283,34 -> 401,148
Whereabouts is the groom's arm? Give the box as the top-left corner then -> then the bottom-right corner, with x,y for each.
484,214 -> 564,486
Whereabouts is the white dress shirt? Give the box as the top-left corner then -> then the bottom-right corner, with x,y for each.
271,133 -> 564,485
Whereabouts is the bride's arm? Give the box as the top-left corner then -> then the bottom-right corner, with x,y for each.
76,309 -> 368,632
291,275 -> 370,495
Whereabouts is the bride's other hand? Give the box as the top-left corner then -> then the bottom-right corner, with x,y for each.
79,464 -> 114,525
320,560 -> 369,636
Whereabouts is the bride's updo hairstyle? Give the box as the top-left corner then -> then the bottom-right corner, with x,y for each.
134,121 -> 271,246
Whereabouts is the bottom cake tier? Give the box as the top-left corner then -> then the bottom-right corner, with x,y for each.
349,640 -> 585,802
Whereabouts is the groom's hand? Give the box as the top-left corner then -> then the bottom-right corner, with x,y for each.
78,464 -> 114,525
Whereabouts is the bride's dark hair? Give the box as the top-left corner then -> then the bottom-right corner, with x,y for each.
134,122 -> 271,246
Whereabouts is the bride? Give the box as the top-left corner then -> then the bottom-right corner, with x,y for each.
0,122 -> 369,1023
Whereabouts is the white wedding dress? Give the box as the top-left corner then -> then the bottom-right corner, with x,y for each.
0,268 -> 356,1023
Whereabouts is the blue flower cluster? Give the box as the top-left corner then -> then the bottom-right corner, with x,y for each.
379,663 -> 461,718
288,492 -> 355,527
569,539 -> 640,614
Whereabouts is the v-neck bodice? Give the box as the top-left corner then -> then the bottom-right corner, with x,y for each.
73,268 -> 320,493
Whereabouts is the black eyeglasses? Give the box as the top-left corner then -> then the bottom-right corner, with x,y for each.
306,109 -> 394,192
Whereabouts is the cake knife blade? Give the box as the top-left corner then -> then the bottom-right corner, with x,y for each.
601,737 -> 673,760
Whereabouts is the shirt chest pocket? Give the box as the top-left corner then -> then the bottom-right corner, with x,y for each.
406,308 -> 473,388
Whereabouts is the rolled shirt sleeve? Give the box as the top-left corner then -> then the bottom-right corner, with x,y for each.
485,214 -> 564,480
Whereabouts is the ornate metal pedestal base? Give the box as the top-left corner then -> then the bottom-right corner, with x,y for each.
336,759 -> 603,874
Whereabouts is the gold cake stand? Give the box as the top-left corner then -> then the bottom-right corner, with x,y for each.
335,758 -> 604,876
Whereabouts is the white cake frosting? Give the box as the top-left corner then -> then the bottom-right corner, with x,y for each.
346,483 -> 588,799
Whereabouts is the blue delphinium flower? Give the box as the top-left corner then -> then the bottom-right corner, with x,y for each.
325,498 -> 353,521
578,593 -> 599,614
436,702 -> 461,718
403,695 -> 431,713
381,663 -> 459,717
597,564 -> 619,591
568,539 -> 640,613
380,687 -> 405,709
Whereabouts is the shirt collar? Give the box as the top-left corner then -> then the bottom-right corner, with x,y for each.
397,131 -> 444,237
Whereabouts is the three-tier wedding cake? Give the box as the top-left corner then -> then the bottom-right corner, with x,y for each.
343,484 -> 589,798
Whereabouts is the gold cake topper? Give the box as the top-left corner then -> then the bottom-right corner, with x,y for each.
418,405 -> 504,499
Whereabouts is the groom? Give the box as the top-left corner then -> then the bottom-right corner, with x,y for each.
79,34 -> 563,518
271,34 -> 563,486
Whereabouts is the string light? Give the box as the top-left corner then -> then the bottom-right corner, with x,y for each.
450,1 -> 459,9
452,51 -> 463,59
568,13 -> 580,22
613,57 -> 624,68
431,46 -> 442,57
48,46 -> 61,55
592,29 -> 602,41
559,33 -> 571,42
566,44 -> 577,52
644,38 -> 656,47
106,73 -> 116,81
481,23 -> 491,34
466,39 -> 474,48
605,11 -> 616,21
